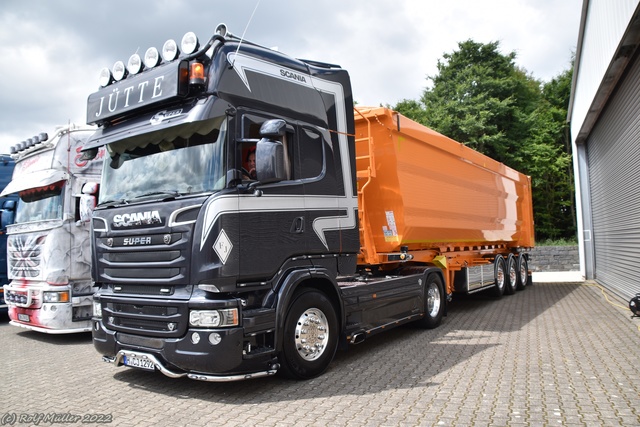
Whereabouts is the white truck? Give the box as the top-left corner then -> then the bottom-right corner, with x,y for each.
1,124 -> 103,333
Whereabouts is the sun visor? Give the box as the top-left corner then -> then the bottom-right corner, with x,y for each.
0,169 -> 68,197
83,96 -> 220,152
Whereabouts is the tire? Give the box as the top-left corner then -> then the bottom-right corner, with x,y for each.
516,255 -> 529,290
279,288 -> 339,380
504,254 -> 517,295
416,273 -> 445,329
491,255 -> 506,298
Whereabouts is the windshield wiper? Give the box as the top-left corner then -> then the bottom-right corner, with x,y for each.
131,190 -> 182,200
100,199 -> 128,207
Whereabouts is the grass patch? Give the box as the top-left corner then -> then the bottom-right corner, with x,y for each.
536,237 -> 578,246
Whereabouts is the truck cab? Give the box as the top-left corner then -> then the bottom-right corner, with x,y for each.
1,126 -> 103,333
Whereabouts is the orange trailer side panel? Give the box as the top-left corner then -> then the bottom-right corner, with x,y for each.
354,107 -> 534,264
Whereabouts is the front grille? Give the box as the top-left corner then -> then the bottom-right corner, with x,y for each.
8,234 -> 43,279
117,332 -> 164,349
97,231 -> 188,284
103,298 -> 187,337
113,285 -> 175,296
111,303 -> 179,316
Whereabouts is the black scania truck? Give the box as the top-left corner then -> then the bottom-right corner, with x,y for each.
85,24 -> 449,382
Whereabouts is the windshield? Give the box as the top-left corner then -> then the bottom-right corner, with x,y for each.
16,181 -> 64,223
99,118 -> 227,204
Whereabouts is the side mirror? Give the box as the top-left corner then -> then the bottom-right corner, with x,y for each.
255,119 -> 288,184
256,138 -> 286,184
79,182 -> 99,223
2,200 -> 16,211
1,207 -> 15,229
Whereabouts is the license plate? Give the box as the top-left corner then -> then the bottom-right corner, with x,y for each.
18,313 -> 30,322
123,355 -> 155,371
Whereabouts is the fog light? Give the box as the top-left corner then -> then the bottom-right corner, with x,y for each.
191,332 -> 201,344
181,32 -> 199,54
162,39 -> 179,61
127,53 -> 143,74
98,67 -> 112,87
209,333 -> 222,345
144,47 -> 160,69
112,61 -> 127,81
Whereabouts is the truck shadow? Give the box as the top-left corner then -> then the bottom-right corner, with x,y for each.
111,282 -> 583,402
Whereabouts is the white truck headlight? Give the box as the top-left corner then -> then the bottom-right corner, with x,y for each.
189,308 -> 238,327
43,291 -> 69,303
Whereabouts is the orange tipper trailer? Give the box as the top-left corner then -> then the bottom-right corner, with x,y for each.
354,106 -> 535,295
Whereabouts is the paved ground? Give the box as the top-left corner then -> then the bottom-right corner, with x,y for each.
1,280 -> 639,427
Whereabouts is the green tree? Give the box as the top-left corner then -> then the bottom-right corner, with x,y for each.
394,40 -> 575,241
532,67 -> 575,239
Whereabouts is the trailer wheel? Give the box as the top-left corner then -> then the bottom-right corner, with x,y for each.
504,254 -> 517,295
279,288 -> 338,380
491,255 -> 506,298
516,255 -> 529,290
416,273 -> 445,329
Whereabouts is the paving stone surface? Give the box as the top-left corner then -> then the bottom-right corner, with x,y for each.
1,281 -> 639,426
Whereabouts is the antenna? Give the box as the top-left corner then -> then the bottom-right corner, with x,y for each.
231,0 -> 261,66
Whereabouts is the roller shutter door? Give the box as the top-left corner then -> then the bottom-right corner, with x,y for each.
587,50 -> 640,300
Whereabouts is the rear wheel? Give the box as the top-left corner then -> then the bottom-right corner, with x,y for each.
491,255 -> 506,298
416,273 -> 445,329
504,254 -> 517,295
279,288 -> 338,380
516,255 -> 529,290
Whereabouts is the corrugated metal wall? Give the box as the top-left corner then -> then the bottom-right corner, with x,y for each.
587,49 -> 640,300
570,0 -> 639,141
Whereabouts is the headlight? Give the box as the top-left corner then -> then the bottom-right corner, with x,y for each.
43,291 -> 70,303
93,299 -> 102,318
189,308 -> 238,327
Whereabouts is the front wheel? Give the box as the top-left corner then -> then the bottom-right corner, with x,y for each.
416,273 -> 445,329
279,288 -> 338,380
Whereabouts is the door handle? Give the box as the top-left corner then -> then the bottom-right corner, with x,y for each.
290,216 -> 304,233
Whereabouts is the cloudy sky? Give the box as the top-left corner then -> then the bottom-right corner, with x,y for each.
0,0 -> 582,154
